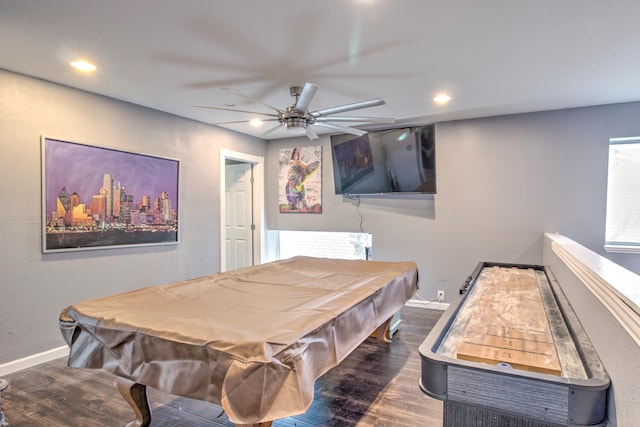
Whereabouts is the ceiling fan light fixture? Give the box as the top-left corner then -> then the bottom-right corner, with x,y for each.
284,117 -> 308,134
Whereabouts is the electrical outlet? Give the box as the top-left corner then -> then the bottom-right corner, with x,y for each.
437,290 -> 445,302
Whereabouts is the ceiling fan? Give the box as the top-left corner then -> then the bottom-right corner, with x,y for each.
194,82 -> 395,140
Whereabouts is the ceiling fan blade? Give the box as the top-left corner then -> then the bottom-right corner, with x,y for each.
193,105 -> 279,118
311,99 -> 385,117
314,122 -> 367,137
305,127 -> 319,140
261,123 -> 283,137
294,82 -> 319,113
213,118 -> 279,125
315,116 -> 395,123
222,87 -> 283,114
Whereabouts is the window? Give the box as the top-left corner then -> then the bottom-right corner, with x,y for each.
278,231 -> 372,260
605,137 -> 640,253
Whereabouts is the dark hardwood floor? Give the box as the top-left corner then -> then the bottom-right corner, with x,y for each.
2,306 -> 443,426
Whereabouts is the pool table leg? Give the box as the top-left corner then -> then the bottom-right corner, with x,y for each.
115,378 -> 152,427
375,316 -> 393,346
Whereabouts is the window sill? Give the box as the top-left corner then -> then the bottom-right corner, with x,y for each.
604,244 -> 640,254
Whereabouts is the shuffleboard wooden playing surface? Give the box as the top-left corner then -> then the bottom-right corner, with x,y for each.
455,266 -> 561,376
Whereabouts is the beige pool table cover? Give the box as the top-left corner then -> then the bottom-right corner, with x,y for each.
59,256 -> 418,424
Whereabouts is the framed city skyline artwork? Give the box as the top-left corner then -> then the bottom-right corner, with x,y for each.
41,137 -> 180,253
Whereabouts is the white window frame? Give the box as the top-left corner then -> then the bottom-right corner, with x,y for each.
605,136 -> 640,254
277,230 -> 372,261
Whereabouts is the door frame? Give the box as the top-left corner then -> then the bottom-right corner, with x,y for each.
220,148 -> 265,271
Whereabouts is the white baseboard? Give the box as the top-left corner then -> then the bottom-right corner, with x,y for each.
406,298 -> 450,311
0,346 -> 69,377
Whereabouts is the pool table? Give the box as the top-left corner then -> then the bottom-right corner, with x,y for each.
60,256 -> 418,426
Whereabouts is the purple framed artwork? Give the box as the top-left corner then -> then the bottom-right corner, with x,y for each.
41,137 -> 179,253
278,146 -> 322,213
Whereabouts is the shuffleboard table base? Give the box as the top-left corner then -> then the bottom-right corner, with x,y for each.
444,400 -> 566,427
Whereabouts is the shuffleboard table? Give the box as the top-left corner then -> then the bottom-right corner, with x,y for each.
419,262 -> 610,427
59,256 -> 418,426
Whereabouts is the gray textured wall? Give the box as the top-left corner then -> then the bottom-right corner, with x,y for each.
0,69 -> 266,363
266,105 -> 640,303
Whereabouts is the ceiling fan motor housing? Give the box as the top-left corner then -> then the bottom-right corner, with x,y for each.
283,91 -> 315,133
283,116 -> 309,134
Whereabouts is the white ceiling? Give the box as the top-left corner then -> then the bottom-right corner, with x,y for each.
2,0 -> 640,140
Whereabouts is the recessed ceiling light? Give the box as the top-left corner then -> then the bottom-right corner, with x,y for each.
433,94 -> 451,104
249,119 -> 264,127
70,60 -> 97,72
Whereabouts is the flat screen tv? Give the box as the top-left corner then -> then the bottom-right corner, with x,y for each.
330,124 -> 436,196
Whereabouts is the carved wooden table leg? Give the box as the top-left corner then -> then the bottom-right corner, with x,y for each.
115,378 -> 152,427
236,422 -> 273,427
375,316 -> 393,345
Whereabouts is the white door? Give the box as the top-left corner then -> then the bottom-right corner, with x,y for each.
225,162 -> 254,271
